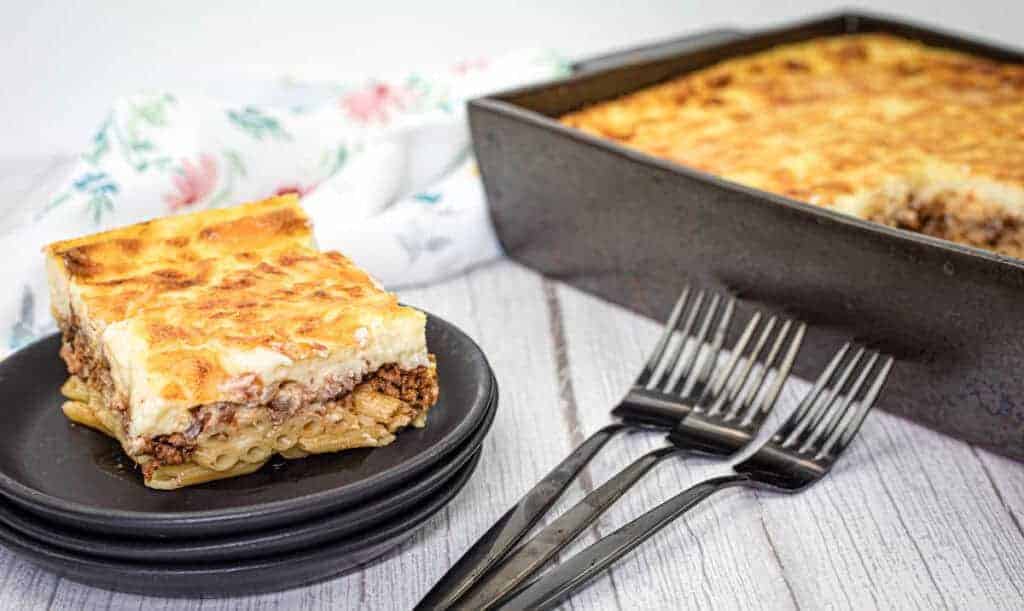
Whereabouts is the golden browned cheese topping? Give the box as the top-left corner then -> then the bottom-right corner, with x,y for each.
45,195 -> 427,418
129,248 -> 402,365
45,195 -> 313,304
126,251 -> 419,413
561,34 -> 1024,256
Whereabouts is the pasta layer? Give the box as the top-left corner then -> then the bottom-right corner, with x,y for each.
61,359 -> 438,490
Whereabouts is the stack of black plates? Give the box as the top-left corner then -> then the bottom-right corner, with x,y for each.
0,314 -> 496,596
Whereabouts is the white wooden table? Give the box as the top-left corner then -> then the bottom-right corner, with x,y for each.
1,159 -> 1023,610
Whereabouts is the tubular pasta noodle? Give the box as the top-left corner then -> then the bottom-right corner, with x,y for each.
94,406 -> 126,440
193,446 -> 240,472
61,376 -> 91,402
352,391 -> 403,421
242,443 -> 272,463
294,415 -> 324,440
148,460 -> 266,490
61,401 -> 113,436
279,447 -> 310,459
298,429 -> 394,454
273,433 -> 295,451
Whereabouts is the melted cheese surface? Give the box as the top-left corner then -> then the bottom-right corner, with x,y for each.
561,34 -> 1024,256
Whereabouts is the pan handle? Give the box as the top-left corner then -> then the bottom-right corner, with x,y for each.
572,28 -> 746,74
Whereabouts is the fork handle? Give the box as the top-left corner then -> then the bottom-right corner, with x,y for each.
498,474 -> 750,610
611,388 -> 695,428
454,446 -> 681,610
414,423 -> 629,610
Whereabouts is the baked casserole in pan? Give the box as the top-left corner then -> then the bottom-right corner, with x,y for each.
469,13 -> 1024,461
561,34 -> 1024,258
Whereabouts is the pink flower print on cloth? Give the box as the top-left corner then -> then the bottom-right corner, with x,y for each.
274,183 -> 317,198
164,154 -> 218,211
340,83 -> 412,124
5,49 -> 572,356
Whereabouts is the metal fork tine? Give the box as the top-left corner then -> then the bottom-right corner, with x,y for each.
820,356 -> 894,458
716,317 -> 779,419
727,317 -> 777,402
742,322 -> 806,427
635,287 -> 690,388
772,342 -> 851,444
663,293 -> 721,392
727,319 -> 792,423
784,347 -> 865,449
681,297 -> 736,397
701,312 -> 762,408
801,351 -> 879,454
708,317 -> 775,416
669,293 -> 724,393
649,291 -> 705,390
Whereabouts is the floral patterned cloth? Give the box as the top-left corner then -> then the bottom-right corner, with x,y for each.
1,50 -> 569,353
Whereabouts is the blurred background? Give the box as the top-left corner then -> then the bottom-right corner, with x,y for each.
3,0 -> 1021,160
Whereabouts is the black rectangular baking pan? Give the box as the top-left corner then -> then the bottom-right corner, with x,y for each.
469,12 -> 1024,461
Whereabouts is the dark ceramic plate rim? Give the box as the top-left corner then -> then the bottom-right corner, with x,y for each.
0,376 -> 496,563
0,449 -> 481,598
0,311 -> 492,536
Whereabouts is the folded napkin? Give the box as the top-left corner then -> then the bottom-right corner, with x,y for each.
1,50 -> 569,353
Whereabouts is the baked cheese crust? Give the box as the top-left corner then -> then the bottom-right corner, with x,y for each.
561,34 -> 1024,257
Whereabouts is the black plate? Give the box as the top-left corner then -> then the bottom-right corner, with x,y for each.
0,313 -> 492,538
0,376 -> 495,563
0,449 -> 480,597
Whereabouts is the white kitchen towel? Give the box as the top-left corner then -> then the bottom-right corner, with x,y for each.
1,50 -> 569,353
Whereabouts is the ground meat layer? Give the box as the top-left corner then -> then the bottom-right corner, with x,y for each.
867,192 -> 1024,258
59,327 -> 439,473
367,362 -> 440,412
60,320 -> 122,413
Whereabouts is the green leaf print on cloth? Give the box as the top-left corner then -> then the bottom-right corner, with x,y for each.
6,48 -> 570,355
36,173 -> 119,225
114,93 -> 177,172
207,150 -> 248,208
226,107 -> 293,141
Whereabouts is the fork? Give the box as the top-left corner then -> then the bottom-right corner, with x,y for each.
500,343 -> 895,610
415,286 -> 738,610
452,310 -> 806,609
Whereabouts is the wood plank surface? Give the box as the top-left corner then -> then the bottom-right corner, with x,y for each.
551,282 -> 1024,611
